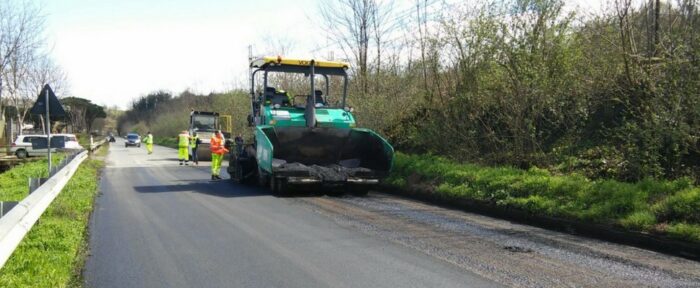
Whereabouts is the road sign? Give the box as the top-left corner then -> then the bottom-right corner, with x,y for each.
29,84 -> 65,116
29,84 -> 64,172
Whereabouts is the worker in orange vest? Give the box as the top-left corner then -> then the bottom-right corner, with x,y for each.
210,130 -> 229,180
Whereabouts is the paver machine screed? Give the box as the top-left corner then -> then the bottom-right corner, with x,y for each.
227,56 -> 394,195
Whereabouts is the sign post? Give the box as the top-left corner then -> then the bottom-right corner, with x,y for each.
45,87 -> 51,171
29,84 -> 65,174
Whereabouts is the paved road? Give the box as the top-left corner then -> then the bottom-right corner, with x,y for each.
85,142 -> 700,287
85,142 -> 500,288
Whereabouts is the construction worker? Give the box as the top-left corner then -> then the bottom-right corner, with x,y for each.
144,131 -> 154,154
190,132 -> 200,165
210,130 -> 229,180
278,89 -> 292,106
177,130 -> 190,165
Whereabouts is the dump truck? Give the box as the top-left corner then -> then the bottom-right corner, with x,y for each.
189,111 -> 231,161
226,56 -> 394,195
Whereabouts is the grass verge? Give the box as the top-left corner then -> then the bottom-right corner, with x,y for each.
0,154 -> 66,201
0,144 -> 108,287
154,136 -> 178,149
387,152 -> 700,243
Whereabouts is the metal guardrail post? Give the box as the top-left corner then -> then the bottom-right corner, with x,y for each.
89,138 -> 107,153
0,202 -> 18,218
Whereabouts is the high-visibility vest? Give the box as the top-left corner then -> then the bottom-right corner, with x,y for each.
210,135 -> 227,155
145,134 -> 153,144
178,133 -> 189,148
190,136 -> 198,147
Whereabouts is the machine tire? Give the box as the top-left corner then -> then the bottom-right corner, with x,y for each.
270,177 -> 289,197
15,149 -> 28,159
230,159 -> 247,185
257,166 -> 269,188
229,164 -> 241,183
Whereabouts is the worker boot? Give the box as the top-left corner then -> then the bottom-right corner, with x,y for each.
211,175 -> 217,181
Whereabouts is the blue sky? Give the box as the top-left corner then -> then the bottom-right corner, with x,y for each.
40,0 -> 606,108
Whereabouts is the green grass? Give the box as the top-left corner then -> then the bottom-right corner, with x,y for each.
0,144 -> 107,287
153,136 -> 178,149
75,134 -> 91,148
388,152 -> 700,243
0,154 -> 66,201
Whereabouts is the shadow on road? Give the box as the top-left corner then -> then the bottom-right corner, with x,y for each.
134,181 -> 269,198
146,158 -> 181,161
145,158 -> 213,163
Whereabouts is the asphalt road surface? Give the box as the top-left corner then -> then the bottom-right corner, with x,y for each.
84,142 -> 700,288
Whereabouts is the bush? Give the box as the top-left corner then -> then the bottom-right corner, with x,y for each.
667,223 -> 700,242
654,188 -> 700,223
620,211 -> 656,230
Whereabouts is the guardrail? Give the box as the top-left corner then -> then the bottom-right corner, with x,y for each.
89,137 -> 107,152
0,150 -> 88,268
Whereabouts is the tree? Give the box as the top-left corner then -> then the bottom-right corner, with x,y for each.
85,102 -> 106,133
61,97 -> 105,133
318,0 -> 395,94
0,0 -> 44,138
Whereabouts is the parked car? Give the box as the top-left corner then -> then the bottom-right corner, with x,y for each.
56,134 -> 84,150
125,133 -> 141,147
11,134 -> 84,159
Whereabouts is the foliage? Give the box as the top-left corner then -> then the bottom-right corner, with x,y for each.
388,152 -> 700,243
337,0 -> 700,183
61,97 -> 107,134
117,90 -> 251,139
153,136 -> 178,149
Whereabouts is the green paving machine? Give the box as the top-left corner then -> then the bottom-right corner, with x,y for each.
226,56 -> 394,195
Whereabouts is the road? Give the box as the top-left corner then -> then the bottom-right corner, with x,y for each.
85,142 -> 700,288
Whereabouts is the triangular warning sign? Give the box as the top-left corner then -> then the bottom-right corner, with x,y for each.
30,84 -> 66,117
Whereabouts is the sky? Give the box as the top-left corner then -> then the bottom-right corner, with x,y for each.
41,0 -> 607,109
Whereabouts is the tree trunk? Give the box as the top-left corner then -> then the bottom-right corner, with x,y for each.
654,0 -> 660,57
